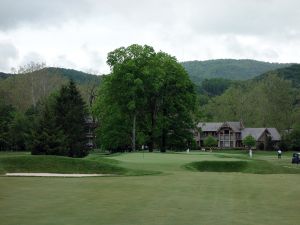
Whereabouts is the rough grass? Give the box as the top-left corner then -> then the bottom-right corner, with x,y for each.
0,155 -> 159,176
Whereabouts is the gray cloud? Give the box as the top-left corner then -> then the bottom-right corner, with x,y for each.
186,0 -> 300,38
0,0 -> 299,72
0,42 -> 19,71
1,0 -> 300,37
20,51 -> 45,65
0,0 -> 93,30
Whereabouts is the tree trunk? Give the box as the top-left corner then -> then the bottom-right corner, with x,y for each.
161,130 -> 166,152
31,75 -> 36,108
160,107 -> 167,152
132,113 -> 136,151
149,111 -> 155,152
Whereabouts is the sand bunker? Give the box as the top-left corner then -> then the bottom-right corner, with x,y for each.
5,173 -> 114,177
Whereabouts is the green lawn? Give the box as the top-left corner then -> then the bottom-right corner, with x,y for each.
1,151 -> 300,225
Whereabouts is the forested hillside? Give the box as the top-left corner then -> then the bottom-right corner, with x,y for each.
182,59 -> 290,85
199,74 -> 300,131
0,66 -> 101,111
1,57 -> 300,152
256,64 -> 300,88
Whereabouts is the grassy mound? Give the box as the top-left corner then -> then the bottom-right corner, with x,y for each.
0,155 -> 127,175
185,160 -> 300,174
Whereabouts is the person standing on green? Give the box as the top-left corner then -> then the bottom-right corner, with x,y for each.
277,149 -> 282,159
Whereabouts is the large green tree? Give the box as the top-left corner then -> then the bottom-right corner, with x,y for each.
153,52 -> 196,151
94,44 -> 196,152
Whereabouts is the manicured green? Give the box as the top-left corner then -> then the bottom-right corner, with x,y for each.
1,151 -> 300,225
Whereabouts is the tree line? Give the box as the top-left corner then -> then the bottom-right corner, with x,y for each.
1,44 -> 300,154
0,80 -> 88,157
0,44 -> 198,154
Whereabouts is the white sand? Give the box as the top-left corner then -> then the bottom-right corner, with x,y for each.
5,173 -> 114,177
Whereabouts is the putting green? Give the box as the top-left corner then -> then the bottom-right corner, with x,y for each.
0,151 -> 300,225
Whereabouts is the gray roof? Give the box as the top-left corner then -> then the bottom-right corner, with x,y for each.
197,122 -> 222,132
241,128 -> 266,141
267,128 -> 281,141
197,121 -> 243,132
242,128 -> 281,141
220,121 -> 243,132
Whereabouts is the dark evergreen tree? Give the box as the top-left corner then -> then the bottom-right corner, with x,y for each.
55,80 -> 88,157
31,99 -> 67,156
8,112 -> 30,151
0,102 -> 15,150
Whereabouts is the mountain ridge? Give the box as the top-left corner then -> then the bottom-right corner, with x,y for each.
0,67 -> 102,83
181,59 -> 292,85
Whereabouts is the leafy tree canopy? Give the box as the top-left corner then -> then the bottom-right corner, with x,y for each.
94,44 -> 196,152
204,135 -> 218,148
243,135 -> 256,149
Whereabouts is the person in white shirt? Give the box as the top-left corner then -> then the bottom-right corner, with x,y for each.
277,149 -> 282,159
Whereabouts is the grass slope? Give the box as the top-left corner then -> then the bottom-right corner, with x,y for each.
0,155 -> 125,175
0,154 -> 158,176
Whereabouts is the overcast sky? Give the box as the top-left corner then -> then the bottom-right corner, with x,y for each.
0,0 -> 300,74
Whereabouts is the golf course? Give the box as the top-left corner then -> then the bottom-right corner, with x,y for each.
1,151 -> 300,225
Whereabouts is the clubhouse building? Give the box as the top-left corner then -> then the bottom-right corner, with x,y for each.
194,121 -> 281,149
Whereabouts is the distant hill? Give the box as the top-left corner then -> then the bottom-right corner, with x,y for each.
181,59 -> 291,85
0,72 -> 13,79
0,67 -> 102,111
40,67 -> 101,84
255,64 -> 300,88
0,67 -> 101,83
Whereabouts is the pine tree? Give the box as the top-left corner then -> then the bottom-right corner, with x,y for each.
0,102 -> 15,150
55,80 -> 88,157
31,98 -> 67,155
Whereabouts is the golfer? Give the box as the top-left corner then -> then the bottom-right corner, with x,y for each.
277,149 -> 282,159
249,148 -> 253,158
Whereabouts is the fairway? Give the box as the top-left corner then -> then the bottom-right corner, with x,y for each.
1,151 -> 300,225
